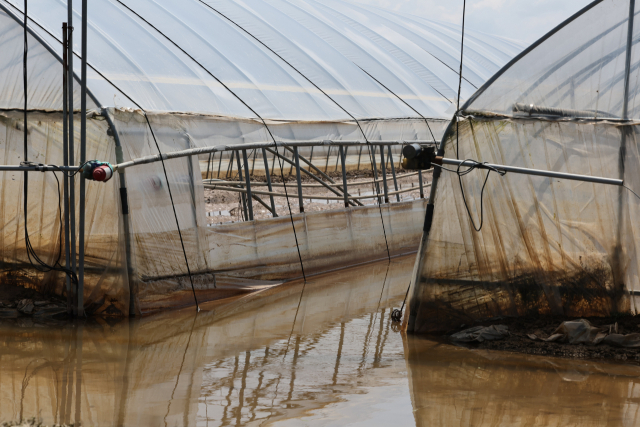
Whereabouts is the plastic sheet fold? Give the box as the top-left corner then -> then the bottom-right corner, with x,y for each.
410,0 -> 640,333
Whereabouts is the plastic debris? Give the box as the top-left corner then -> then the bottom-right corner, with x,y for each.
527,319 -> 640,348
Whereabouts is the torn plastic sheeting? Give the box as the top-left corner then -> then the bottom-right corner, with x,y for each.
528,319 -> 640,348
450,325 -> 510,343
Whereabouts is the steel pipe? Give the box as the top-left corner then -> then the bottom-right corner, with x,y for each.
440,158 -> 623,186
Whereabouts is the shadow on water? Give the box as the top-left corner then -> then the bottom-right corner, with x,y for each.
2,254 -> 640,426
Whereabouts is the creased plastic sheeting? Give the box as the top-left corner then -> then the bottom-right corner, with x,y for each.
0,8 -> 87,111
110,108 -> 440,313
411,119 -> 636,333
0,111 -> 128,315
3,0 -> 522,120
410,0 -> 640,334
467,0 -> 637,118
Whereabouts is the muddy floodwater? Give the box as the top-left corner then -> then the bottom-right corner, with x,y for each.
2,255 -> 640,426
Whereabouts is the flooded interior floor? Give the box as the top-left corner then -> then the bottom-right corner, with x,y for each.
2,255 -> 640,426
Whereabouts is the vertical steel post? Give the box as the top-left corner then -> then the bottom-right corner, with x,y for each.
325,146 -> 331,173
235,151 -> 248,220
62,23 -> 72,314
623,0 -> 635,120
613,0 -> 636,303
293,146 -> 304,213
226,150 -> 235,179
339,145 -> 349,208
309,146 -> 314,165
344,146 -> 349,170
388,146 -> 400,202
67,0 -> 77,314
242,149 -> 254,221
261,148 -> 277,217
205,152 -> 212,180
357,146 -> 363,170
288,149 -> 295,176
252,149 -> 258,175
380,145 -> 389,204
78,0 -> 88,316
370,145 -> 381,205
418,171 -> 424,199
217,151 -> 223,179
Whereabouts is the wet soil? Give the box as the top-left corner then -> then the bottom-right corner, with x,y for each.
450,315 -> 640,363
0,282 -> 67,319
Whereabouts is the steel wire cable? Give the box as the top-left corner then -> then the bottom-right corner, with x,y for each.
21,0 -> 80,295
10,3 -> 202,310
448,0 -> 507,233
194,0 -> 392,261
112,0 -> 307,281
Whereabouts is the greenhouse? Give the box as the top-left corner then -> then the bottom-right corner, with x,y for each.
407,0 -> 640,333
0,0 -> 521,316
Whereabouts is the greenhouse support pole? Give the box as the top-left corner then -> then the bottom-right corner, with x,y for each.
234,151 -> 248,220
264,147 -> 359,205
370,146 -> 381,205
242,149 -> 254,220
67,0 -> 77,315
261,148 -> 277,217
380,145 -> 389,203
103,110 -> 136,315
339,145 -> 348,207
613,0 -> 636,310
388,146 -> 400,202
62,22 -> 72,314
293,146 -> 304,213
78,0 -> 87,317
623,0 -> 635,120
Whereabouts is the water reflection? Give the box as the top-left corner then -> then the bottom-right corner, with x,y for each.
2,254 -> 640,426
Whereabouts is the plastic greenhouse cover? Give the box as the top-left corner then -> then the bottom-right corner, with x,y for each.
409,0 -> 640,334
0,0 -> 522,315
0,0 -> 522,121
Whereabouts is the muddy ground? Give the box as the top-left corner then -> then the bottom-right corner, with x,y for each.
0,282 -> 67,320
205,168 -> 432,224
451,315 -> 640,363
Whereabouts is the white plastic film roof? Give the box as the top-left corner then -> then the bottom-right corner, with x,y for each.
0,0 -> 522,121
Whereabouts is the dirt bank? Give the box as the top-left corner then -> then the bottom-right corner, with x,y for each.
449,315 -> 640,363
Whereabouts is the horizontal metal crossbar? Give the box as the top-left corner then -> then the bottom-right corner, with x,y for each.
440,158 -> 623,186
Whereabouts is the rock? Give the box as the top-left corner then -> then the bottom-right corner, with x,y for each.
16,299 -> 34,314
33,301 -> 49,307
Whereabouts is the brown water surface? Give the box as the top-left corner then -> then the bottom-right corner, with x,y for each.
1,255 -> 640,426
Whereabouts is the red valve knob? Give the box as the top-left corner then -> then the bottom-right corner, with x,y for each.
92,165 -> 113,182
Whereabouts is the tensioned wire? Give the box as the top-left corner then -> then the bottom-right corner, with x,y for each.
10,0 -> 309,306
8,1 -> 204,309
111,0 -> 307,281
21,0 -> 81,297
193,0 -> 393,262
